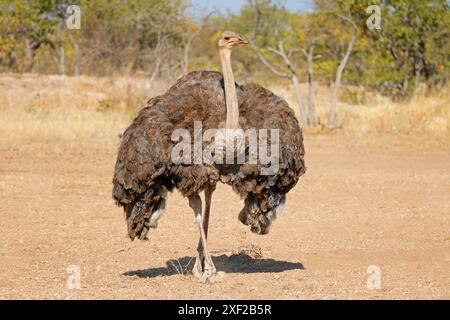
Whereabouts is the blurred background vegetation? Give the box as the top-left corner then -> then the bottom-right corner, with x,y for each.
0,0 -> 449,140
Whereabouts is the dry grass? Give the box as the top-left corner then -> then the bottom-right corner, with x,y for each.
0,73 -> 163,148
0,73 -> 448,149
274,82 -> 449,146
342,88 -> 450,138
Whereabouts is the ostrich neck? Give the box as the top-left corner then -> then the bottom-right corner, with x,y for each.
219,48 -> 239,129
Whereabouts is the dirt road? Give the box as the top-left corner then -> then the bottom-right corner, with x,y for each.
0,135 -> 449,299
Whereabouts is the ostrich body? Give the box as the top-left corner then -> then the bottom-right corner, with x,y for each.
112,31 -> 306,282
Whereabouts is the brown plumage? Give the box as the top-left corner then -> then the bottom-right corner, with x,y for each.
112,31 -> 305,282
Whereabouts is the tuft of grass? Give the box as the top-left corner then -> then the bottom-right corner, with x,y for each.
167,257 -> 195,276
231,244 -> 263,259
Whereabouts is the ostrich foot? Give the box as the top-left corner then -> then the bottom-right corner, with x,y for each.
192,255 -> 204,279
189,193 -> 217,283
198,259 -> 217,284
193,255 -> 217,283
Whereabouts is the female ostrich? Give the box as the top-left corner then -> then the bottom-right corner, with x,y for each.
113,31 -> 305,282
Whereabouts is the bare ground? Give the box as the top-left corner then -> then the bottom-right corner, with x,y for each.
0,134 -> 449,299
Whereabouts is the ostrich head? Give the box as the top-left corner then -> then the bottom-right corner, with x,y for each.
218,30 -> 248,49
238,192 -> 286,235
125,188 -> 167,241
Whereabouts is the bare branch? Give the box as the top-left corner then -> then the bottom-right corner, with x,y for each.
276,40 -> 297,75
267,47 -> 283,56
288,47 -> 306,58
335,13 -> 358,32
248,39 -> 290,78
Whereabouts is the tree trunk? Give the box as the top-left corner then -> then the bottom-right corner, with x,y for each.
58,25 -> 65,75
183,44 -> 190,75
68,32 -> 80,76
291,75 -> 307,123
7,50 -> 17,71
149,32 -> 164,86
69,33 -> 80,76
413,51 -> 423,96
328,32 -> 356,128
59,45 -> 65,75
149,58 -> 161,84
24,38 -> 34,72
183,32 -> 199,75
402,76 -> 409,97
306,47 -> 316,126
73,41 -> 80,76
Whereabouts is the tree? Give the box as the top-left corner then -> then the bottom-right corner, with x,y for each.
0,0 -> 448,102
372,0 -> 450,97
1,0 -> 58,72
290,13 -> 326,126
325,0 -> 450,99
245,0 -> 309,124
327,13 -> 357,128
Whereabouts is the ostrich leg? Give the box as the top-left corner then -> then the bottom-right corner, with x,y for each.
189,191 -> 216,282
192,185 -> 215,278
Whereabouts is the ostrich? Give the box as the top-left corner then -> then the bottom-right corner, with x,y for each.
112,31 -> 305,282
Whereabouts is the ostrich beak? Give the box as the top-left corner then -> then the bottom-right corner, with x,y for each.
230,35 -> 248,46
239,36 -> 249,44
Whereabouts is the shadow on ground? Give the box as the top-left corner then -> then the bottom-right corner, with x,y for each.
123,253 -> 304,278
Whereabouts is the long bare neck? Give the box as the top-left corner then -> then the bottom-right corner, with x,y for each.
219,48 -> 239,129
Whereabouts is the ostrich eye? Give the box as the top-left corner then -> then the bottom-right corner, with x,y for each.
224,37 -> 230,41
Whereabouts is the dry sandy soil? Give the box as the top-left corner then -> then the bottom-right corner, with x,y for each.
0,134 -> 449,299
